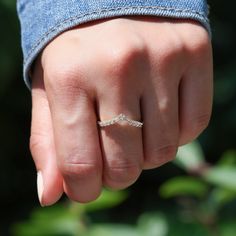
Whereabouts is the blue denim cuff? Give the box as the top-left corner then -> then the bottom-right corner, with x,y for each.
17,0 -> 210,89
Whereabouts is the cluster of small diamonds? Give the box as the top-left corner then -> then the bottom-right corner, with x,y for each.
126,118 -> 143,127
98,113 -> 143,128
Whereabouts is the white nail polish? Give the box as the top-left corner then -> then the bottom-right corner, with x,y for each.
37,171 -> 44,207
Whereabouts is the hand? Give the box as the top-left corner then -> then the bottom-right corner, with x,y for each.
30,17 -> 213,206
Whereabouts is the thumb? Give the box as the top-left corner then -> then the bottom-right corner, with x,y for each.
30,63 -> 63,206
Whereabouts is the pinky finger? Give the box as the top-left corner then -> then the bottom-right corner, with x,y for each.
179,44 -> 213,145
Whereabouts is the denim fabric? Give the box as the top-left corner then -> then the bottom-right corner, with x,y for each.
17,0 -> 210,88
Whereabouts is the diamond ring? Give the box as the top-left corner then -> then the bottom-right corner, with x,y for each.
98,113 -> 143,128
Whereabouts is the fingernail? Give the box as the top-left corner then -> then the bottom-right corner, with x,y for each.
37,171 -> 44,207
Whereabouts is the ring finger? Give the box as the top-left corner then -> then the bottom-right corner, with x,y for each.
97,87 -> 143,190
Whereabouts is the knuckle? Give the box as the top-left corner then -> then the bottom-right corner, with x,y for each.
189,38 -> 210,57
153,37 -> 185,71
147,144 -> 177,167
29,133 -> 49,157
45,61 -> 75,83
184,27 -> 210,55
58,148 -> 100,178
192,113 -> 211,135
159,96 -> 172,114
180,113 -> 211,144
195,113 -> 211,130
105,39 -> 147,77
44,60 -> 88,94
166,39 -> 184,56
156,32 -> 184,57
59,162 -> 98,179
105,161 -> 141,189
69,188 -> 101,203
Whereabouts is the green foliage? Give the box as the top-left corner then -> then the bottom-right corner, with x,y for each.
12,190 -> 127,236
175,142 -> 205,172
87,224 -> 139,236
159,142 -> 236,236
217,150 -> 236,167
0,0 -> 21,96
210,188 -> 236,209
82,189 -> 128,212
12,191 -> 169,236
137,213 -> 168,236
203,167 -> 236,191
12,204 -> 83,236
11,142 -> 236,236
219,220 -> 236,236
159,176 -> 208,198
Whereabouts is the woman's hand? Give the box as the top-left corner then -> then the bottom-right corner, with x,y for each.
30,17 -> 213,206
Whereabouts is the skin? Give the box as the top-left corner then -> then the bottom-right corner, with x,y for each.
30,17 -> 213,206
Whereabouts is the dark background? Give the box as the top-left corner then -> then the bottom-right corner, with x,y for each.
0,0 -> 235,235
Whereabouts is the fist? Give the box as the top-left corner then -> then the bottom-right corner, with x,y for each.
30,17 -> 213,206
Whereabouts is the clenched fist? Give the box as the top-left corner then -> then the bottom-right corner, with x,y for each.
30,17 -> 213,206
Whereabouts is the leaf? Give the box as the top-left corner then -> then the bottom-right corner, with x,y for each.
203,166 -> 236,191
12,190 -> 128,236
12,204 -> 83,236
174,142 -> 205,171
138,213 -> 168,236
218,150 -> 236,167
0,0 -> 16,11
210,188 -> 236,208
220,220 -> 236,236
159,176 -> 208,198
87,224 -> 139,236
214,66 -> 236,105
84,189 -> 128,212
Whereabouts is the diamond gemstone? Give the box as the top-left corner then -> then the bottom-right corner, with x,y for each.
98,113 -> 143,128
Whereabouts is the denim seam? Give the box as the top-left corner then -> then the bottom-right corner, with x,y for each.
24,5 -> 208,64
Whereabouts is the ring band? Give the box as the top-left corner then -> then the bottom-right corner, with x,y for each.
98,113 -> 143,128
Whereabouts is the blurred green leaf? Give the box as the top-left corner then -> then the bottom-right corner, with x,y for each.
12,204 -> 84,236
203,167 -> 236,191
220,220 -> 236,236
1,0 -> 16,11
87,224 -> 139,236
83,189 -> 128,212
210,188 -> 236,208
218,150 -> 236,167
12,190 -> 127,236
138,213 -> 168,236
175,142 -> 205,171
159,176 -> 208,198
214,65 -> 236,105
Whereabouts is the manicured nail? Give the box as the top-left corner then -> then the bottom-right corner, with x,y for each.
37,171 -> 44,207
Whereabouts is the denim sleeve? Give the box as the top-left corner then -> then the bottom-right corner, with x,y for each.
17,0 -> 210,88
